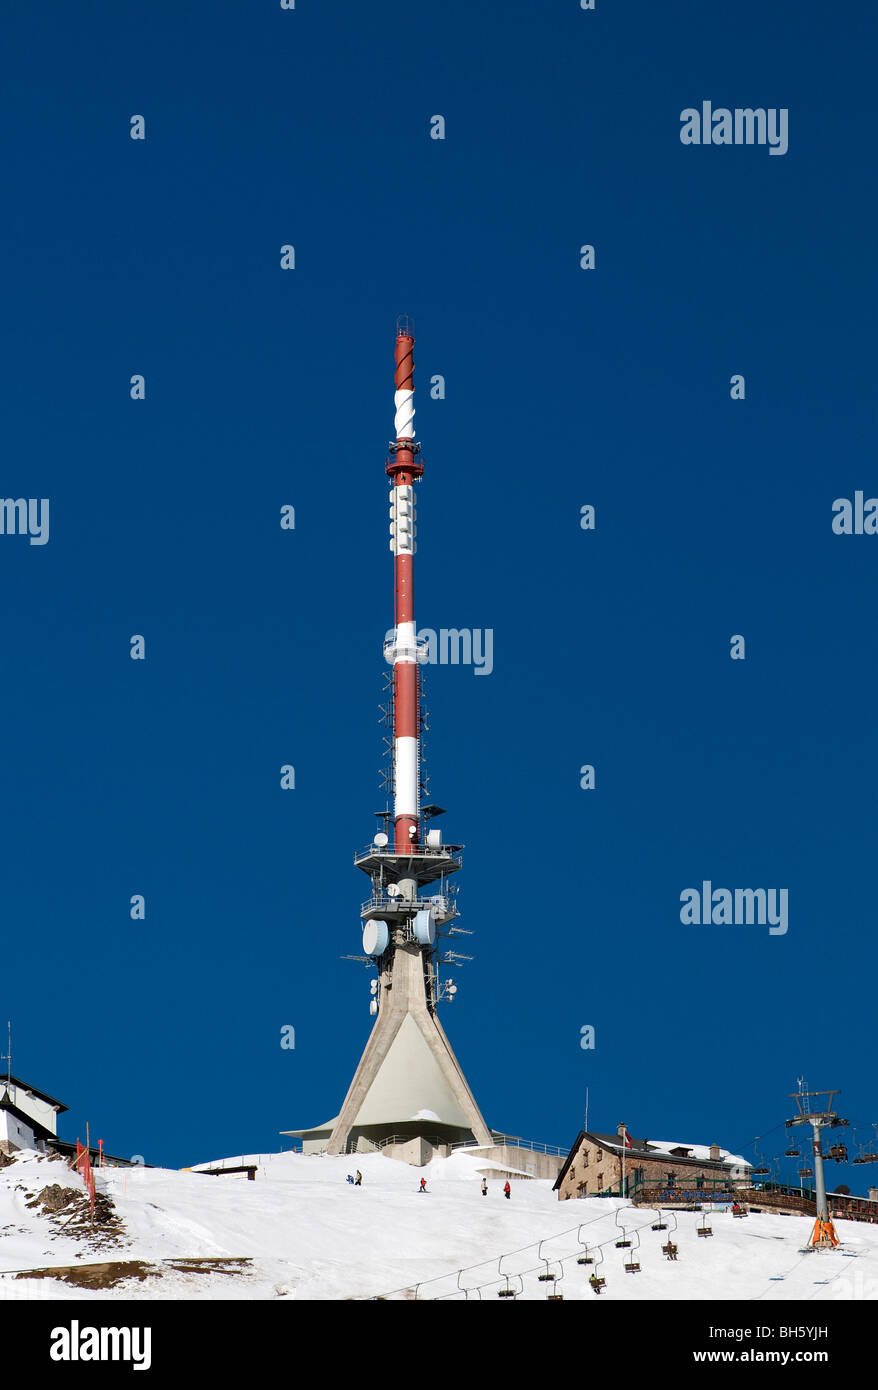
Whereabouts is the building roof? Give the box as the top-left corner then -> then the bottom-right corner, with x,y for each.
1,1075 -> 68,1114
0,1094 -> 58,1142
552,1131 -> 751,1191
45,1138 -> 140,1167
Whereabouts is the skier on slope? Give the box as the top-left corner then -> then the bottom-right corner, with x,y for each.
481,1178 -> 488,1197
419,1177 -> 427,1193
355,1170 -> 362,1186
504,1181 -> 511,1200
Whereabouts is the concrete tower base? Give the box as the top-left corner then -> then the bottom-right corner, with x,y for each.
284,943 -> 491,1159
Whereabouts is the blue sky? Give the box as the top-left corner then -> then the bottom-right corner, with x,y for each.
2,0 -> 877,1182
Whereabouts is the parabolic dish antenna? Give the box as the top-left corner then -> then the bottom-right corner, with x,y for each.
413,908 -> 437,946
362,920 -> 390,956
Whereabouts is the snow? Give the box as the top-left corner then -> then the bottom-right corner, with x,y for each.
645,1141 -> 750,1166
1,1147 -> 876,1301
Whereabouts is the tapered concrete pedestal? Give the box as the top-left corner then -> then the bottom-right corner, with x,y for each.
284,943 -> 491,1158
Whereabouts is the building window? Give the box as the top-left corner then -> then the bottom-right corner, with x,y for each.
696,1174 -> 705,1189
597,1172 -> 603,1190
667,1172 -> 676,1187
583,1149 -> 589,1165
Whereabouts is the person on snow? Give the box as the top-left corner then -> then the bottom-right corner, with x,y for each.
355,1170 -> 362,1186
419,1177 -> 427,1193
504,1181 -> 511,1199
481,1178 -> 488,1197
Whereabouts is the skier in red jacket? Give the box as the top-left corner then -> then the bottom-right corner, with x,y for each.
504,1181 -> 511,1199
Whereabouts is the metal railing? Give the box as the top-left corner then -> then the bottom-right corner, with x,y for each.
345,1134 -> 450,1154
360,895 -> 456,918
451,1134 -> 568,1158
354,844 -> 462,864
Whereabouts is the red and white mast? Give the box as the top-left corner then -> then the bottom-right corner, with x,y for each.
295,319 -> 493,1158
386,318 -> 424,853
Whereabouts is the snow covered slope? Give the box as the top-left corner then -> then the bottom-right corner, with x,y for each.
0,1148 -> 876,1301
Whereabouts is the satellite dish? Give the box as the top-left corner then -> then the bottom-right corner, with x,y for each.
386,883 -> 401,897
373,832 -> 388,847
362,920 -> 390,956
413,908 -> 436,947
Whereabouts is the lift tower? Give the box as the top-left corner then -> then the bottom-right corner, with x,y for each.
785,1086 -> 848,1249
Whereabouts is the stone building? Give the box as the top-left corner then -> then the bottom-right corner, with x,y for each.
554,1130 -> 751,1201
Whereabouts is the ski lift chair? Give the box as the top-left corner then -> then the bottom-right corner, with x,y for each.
546,1257 -> 565,1301
536,1240 -> 563,1297
614,1207 -> 632,1247
456,1270 -> 480,1300
698,1211 -> 713,1237
853,1131 -> 878,1164
496,1274 -> 523,1300
623,1228 -> 641,1273
661,1210 -> 679,1259
576,1224 -> 595,1265
587,1245 -> 606,1294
